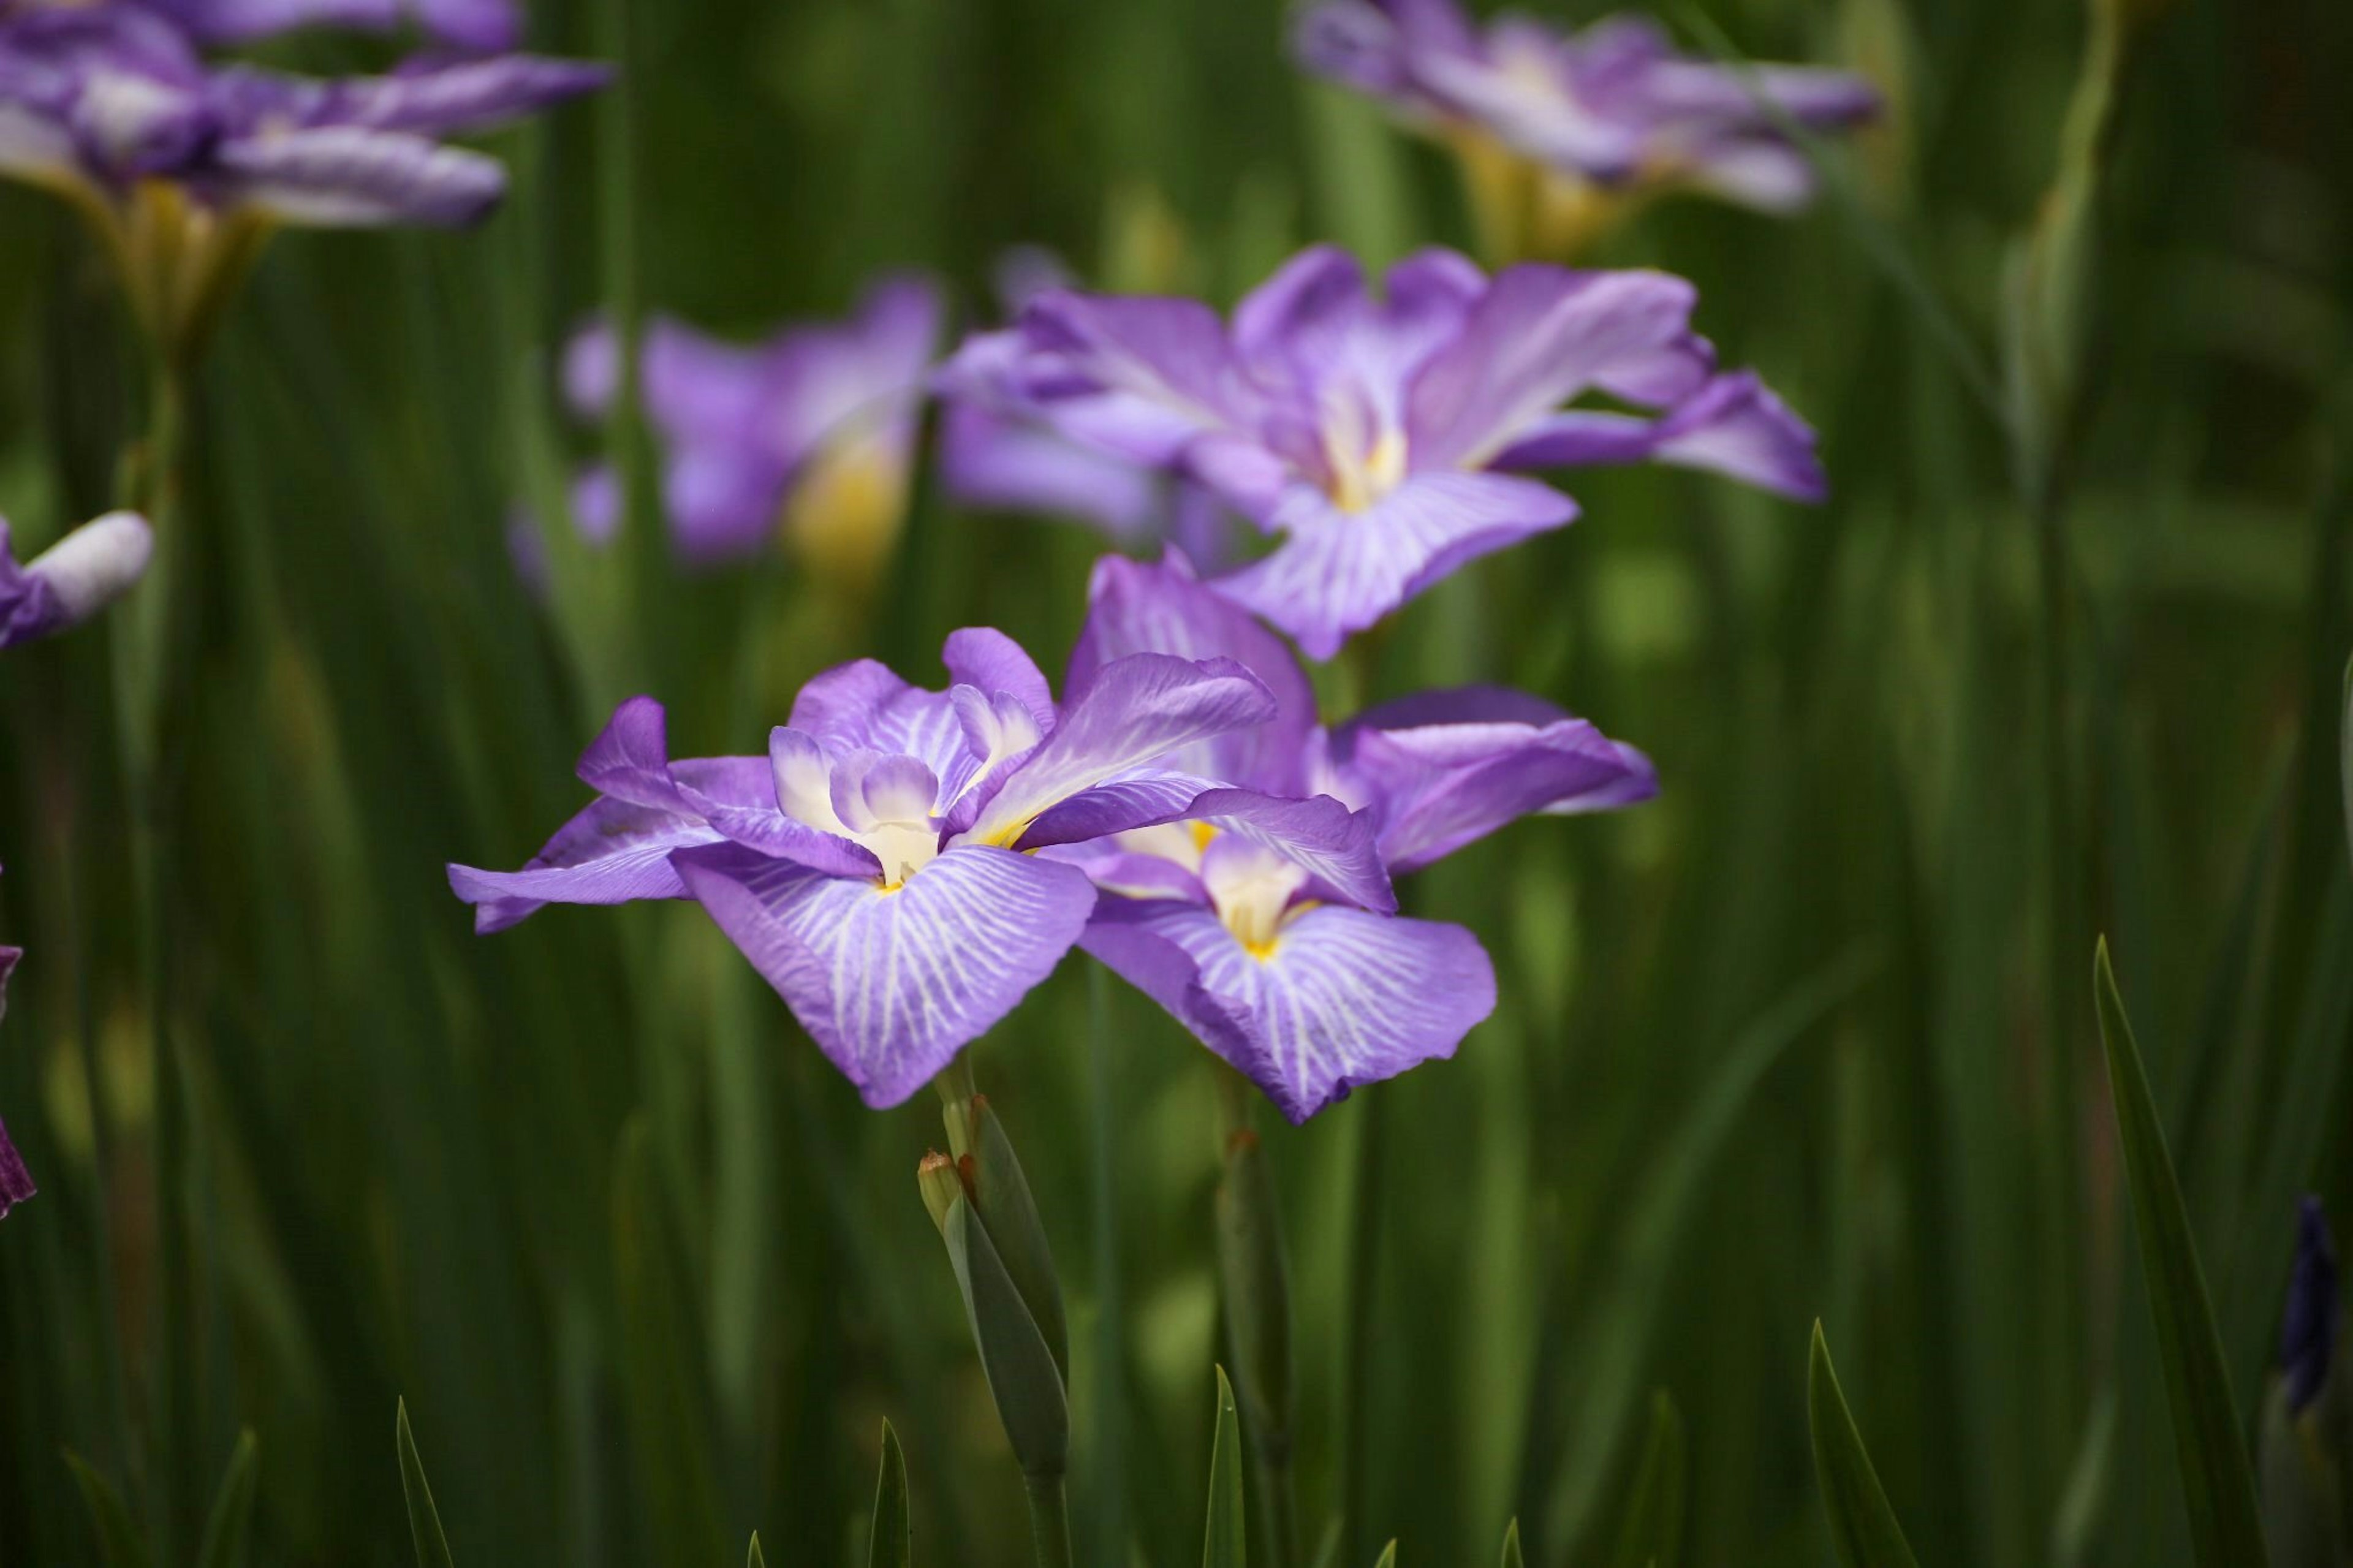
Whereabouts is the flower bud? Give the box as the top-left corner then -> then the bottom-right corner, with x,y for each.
0,512 -> 154,650
916,1149 -> 967,1240
942,1093 -> 1069,1383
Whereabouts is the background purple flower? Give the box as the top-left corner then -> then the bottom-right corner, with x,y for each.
1057,552 -> 1653,1119
564,276 -> 942,578
941,244 -> 1822,658
1296,1 -> 1877,216
2282,1196 -> 2340,1415
450,627 -> 1281,1107
0,511 -> 153,650
141,0 -> 521,51
0,5 -> 605,232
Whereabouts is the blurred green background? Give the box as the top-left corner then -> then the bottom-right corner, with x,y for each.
2,0 -> 2351,1562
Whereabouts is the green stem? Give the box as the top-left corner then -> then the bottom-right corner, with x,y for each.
1211,1065 -> 1296,1568
1022,1471 -> 1074,1568
1336,1089 -> 1388,1568
1086,968 -> 1129,1568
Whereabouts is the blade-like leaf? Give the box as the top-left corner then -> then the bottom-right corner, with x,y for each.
749,1533 -> 767,1568
1371,1543 -> 1397,1568
2094,940 -> 2271,1567
1501,1519 -> 1524,1568
396,1399 -> 455,1568
943,1195 -> 1069,1479
196,1430 -> 260,1568
1610,1393 -> 1685,1568
1807,1324 -> 1920,1568
870,1420 -> 911,1568
63,1452 -> 153,1568
1205,1367 -> 1246,1568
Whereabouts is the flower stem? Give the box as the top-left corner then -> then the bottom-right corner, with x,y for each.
1211,1063 -> 1297,1568
1022,1471 -> 1074,1568
1336,1088 -> 1388,1568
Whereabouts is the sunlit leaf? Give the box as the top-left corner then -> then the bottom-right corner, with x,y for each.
1500,1518 -> 1524,1568
1205,1367 -> 1246,1568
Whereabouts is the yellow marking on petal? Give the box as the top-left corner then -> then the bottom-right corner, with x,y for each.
1244,934 -> 1282,962
784,431 -> 909,595
1190,820 -> 1218,853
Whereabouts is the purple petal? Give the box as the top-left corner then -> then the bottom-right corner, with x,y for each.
939,404 -> 1164,540
962,653 -> 1277,846
1212,471 -> 1576,661
210,125 -> 506,226
672,842 -> 1097,1108
1232,244 -> 1370,374
942,626 -> 1056,733
1184,789 -> 1395,914
1403,266 -> 1700,471
0,512 -> 153,650
2283,1196 -> 2340,1414
1327,695 -> 1658,874
213,54 -> 607,137
1015,769 -> 1222,851
1069,552 -> 1317,793
1491,369 -> 1824,501
0,1108 -> 32,1219
788,656 -> 972,786
1018,290 -> 1256,461
1082,899 -> 1495,1123
448,794 -> 724,932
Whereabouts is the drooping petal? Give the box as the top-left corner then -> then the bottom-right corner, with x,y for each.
1015,769 -> 1222,850
447,793 -> 729,933
1491,368 -> 1824,501
671,842 -> 1097,1108
210,54 -> 608,137
960,653 -> 1276,847
1212,471 -> 1576,661
1328,694 -> 1658,874
210,124 -> 506,226
1183,789 -> 1395,914
1082,898 -> 1495,1123
1017,290 -> 1257,462
1069,551 -> 1317,793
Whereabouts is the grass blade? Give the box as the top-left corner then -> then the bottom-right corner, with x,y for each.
2094,939 -> 2271,1567
1807,1324 -> 1920,1568
63,1452 -> 153,1568
870,1420 -> 910,1568
195,1430 -> 259,1568
395,1401 -> 455,1568
749,1534 -> 767,1568
1610,1393 -> 1686,1568
1205,1367 -> 1246,1568
1500,1519 -> 1523,1568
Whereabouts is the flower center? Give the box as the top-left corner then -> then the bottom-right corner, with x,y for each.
1202,839 -> 1309,960
1326,425 -> 1408,513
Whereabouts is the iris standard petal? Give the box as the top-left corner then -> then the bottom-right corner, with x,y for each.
211,124 -> 506,226
1183,789 -> 1396,914
1403,265 -> 1700,471
942,626 -> 1056,735
671,842 -> 1098,1109
1213,471 -> 1576,661
1069,551 -> 1317,793
1082,898 -> 1495,1123
960,652 -> 1276,846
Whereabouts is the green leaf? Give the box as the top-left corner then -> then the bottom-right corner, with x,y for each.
870,1420 -> 911,1568
63,1451 -> 153,1568
943,1195 -> 1069,1478
964,1095 -> 1070,1385
1610,1393 -> 1685,1568
196,1430 -> 260,1568
2338,653 -> 2353,866
748,1534 -> 767,1568
1204,1367 -> 1246,1568
396,1400 -> 455,1568
2094,940 -> 2272,1567
1806,1324 -> 1920,1568
1500,1519 -> 1524,1568
1370,1542 -> 1397,1568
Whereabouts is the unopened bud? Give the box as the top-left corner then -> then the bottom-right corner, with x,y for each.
1,512 -> 154,649
916,1149 -> 966,1238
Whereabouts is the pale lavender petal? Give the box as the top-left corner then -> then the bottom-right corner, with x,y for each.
1403,267 -> 1700,471
1672,134 -> 1819,214
1082,899 -> 1495,1123
672,842 -> 1097,1108
1232,244 -> 1370,374
942,626 -> 1056,733
211,125 -> 505,226
1016,769 -> 1222,850
787,654 -> 973,786
939,404 -> 1164,540
447,796 -> 722,932
1491,369 -> 1824,501
1069,551 -> 1317,794
1212,471 -> 1576,661
1184,789 -> 1395,914
409,0 -> 523,51
1642,59 -> 1881,130
1328,694 -> 1658,873
961,653 -> 1276,846
1018,290 -> 1256,460
664,445 -> 787,562
211,55 -> 607,137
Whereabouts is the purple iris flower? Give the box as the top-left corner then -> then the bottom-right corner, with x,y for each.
0,5 -> 606,232
938,249 -> 1242,569
1297,2 -> 1877,216
2283,1195 -> 2340,1415
939,243 -> 1822,659
1056,553 -> 1654,1121
132,0 -> 522,52
450,627 -> 1313,1107
1,511 -> 153,650
563,276 -> 943,575
0,867 -> 33,1218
